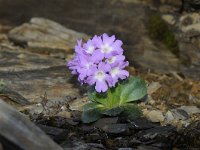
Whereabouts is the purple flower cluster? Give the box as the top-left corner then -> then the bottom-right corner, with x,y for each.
68,33 -> 129,93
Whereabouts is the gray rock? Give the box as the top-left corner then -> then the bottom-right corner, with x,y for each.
171,109 -> 190,120
118,148 -> 134,150
94,117 -> 118,128
0,46 -> 80,104
176,13 -> 200,79
100,124 -> 129,134
93,117 -> 129,134
179,106 -> 200,115
144,110 -> 165,123
0,99 -> 63,150
8,17 -> 89,58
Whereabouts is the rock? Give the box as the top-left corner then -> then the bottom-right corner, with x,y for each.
102,124 -> 129,134
94,117 -> 118,128
137,145 -> 161,150
69,96 -> 88,111
118,148 -> 134,150
179,106 -> 200,115
171,109 -> 189,120
0,45 -> 80,104
147,82 -> 162,95
0,86 -> 30,107
0,143 -> 2,150
144,110 -> 165,122
176,121 -> 200,147
165,111 -> 175,123
137,125 -> 177,148
129,118 -> 156,130
56,111 -> 71,118
8,17 -> 89,58
86,133 -> 103,143
37,124 -> 68,142
0,99 -> 63,150
176,13 -> 200,79
162,14 -> 175,25
94,117 -> 129,134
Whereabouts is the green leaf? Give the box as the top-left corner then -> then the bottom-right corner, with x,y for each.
120,76 -> 147,103
88,86 -> 109,106
82,102 -> 105,123
81,109 -> 102,123
83,102 -> 104,112
121,104 -> 142,120
102,107 -> 124,116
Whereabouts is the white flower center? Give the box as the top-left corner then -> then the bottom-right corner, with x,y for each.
85,63 -> 92,69
95,70 -> 105,81
86,46 -> 95,54
107,56 -> 116,64
111,67 -> 120,77
101,44 -> 112,53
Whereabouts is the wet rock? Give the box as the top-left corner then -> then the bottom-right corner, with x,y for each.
144,110 -> 165,123
8,17 -> 89,58
0,99 -> 63,150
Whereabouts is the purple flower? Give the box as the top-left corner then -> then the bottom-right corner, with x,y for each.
87,62 -> 111,92
68,33 -> 129,93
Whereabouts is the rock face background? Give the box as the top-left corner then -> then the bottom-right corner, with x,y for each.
0,0 -> 199,79
0,0 -> 200,149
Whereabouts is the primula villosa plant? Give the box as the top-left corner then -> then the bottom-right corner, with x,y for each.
68,33 -> 147,123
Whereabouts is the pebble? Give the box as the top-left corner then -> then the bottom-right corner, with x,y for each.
162,14 -> 175,25
144,110 -> 165,123
56,111 -> 71,118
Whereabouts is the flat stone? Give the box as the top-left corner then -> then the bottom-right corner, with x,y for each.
144,110 -> 165,123
129,118 -> 156,130
100,124 -> 129,134
137,125 -> 177,148
179,106 -> 200,115
0,45 -> 80,103
171,109 -> 190,120
37,124 -> 68,142
56,111 -> 71,118
8,17 -> 89,58
94,117 -> 118,128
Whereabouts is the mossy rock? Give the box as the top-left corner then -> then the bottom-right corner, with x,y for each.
147,14 -> 179,57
